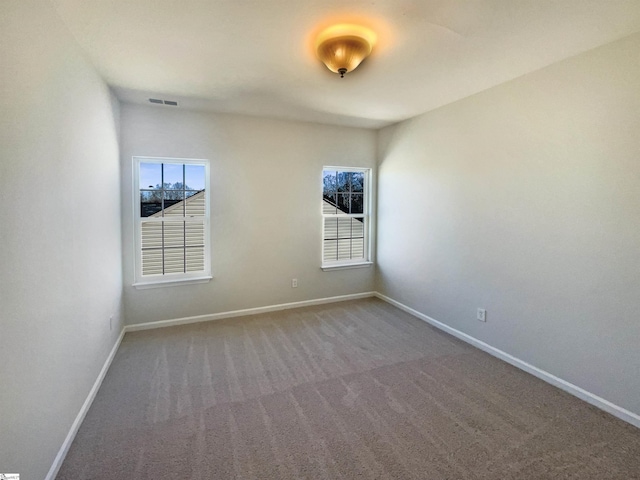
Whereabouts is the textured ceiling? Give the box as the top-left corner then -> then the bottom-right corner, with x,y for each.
51,0 -> 640,128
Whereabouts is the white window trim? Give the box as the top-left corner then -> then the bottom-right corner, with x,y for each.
321,261 -> 373,272
133,275 -> 212,290
321,166 -> 372,270
132,156 -> 212,289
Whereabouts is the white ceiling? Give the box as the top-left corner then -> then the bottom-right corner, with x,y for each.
51,0 -> 640,128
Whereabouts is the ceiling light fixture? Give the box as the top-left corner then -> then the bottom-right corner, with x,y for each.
315,24 -> 376,78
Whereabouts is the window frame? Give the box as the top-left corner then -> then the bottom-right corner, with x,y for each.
132,156 -> 212,289
321,166 -> 373,271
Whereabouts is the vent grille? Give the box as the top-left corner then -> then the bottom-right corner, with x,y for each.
149,98 -> 179,106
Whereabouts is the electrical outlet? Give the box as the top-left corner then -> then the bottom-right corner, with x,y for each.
292,278 -> 298,288
477,308 -> 486,322
109,315 -> 113,330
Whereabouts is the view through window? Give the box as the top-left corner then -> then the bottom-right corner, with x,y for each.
322,168 -> 369,265
134,158 -> 210,285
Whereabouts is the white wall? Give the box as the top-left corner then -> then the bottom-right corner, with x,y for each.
0,1 -> 123,478
121,105 -> 376,325
377,32 -> 640,417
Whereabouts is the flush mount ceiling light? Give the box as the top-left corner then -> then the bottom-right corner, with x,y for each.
315,24 -> 376,78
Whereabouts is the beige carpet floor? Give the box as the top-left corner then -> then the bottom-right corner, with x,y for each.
57,298 -> 640,479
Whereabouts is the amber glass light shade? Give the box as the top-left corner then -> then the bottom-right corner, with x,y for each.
317,35 -> 372,77
315,24 -> 375,78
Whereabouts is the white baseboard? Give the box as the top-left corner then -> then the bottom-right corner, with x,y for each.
125,291 -> 376,332
45,328 -> 126,480
375,292 -> 640,429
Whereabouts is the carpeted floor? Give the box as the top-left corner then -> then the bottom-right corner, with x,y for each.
57,298 -> 640,479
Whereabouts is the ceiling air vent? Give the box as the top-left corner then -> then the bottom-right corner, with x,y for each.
148,98 -> 179,106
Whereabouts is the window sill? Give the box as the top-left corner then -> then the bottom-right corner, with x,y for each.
321,261 -> 373,271
133,275 -> 212,290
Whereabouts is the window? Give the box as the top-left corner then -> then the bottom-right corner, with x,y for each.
133,157 -> 211,288
322,167 -> 371,269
